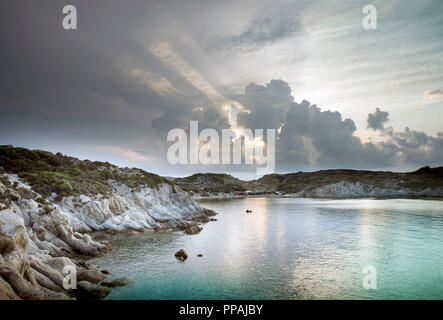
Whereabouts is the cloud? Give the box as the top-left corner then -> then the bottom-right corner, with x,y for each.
367,107 -> 390,131
129,69 -> 180,96
387,128 -> 443,165
424,89 -> 443,100
207,11 -> 302,52
149,42 -> 223,102
277,100 -> 391,169
236,80 -> 443,171
0,1 -> 231,171
236,80 -> 293,130
100,146 -> 155,162
1,1 -> 442,176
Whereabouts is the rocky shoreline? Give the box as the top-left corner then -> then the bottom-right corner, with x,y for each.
194,179 -> 443,201
177,167 -> 443,198
0,173 -> 215,300
195,193 -> 443,201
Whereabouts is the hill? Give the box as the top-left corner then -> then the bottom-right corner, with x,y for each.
175,167 -> 443,198
0,145 -> 169,199
174,173 -> 247,193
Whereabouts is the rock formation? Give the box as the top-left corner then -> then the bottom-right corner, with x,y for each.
174,249 -> 188,261
0,173 -> 215,299
101,277 -> 130,288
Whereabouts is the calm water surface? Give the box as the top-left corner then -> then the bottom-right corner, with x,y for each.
90,198 -> 443,299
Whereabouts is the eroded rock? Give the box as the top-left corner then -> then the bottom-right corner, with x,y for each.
101,277 -> 129,288
174,249 -> 188,261
0,171 -> 214,300
77,269 -> 107,283
76,281 -> 111,299
0,234 -> 16,255
0,275 -> 20,300
185,225 -> 202,235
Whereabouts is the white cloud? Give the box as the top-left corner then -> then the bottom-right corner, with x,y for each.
148,41 -> 245,122
129,68 -> 180,96
424,89 -> 443,100
100,146 -> 154,162
149,41 -> 224,103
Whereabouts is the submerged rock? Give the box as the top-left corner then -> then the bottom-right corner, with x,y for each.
101,277 -> 129,288
77,260 -> 93,270
174,249 -> 188,261
76,281 -> 111,299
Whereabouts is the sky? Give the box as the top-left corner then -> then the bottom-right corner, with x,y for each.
1,0 -> 443,179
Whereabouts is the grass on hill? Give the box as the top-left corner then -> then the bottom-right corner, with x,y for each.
0,145 -> 170,198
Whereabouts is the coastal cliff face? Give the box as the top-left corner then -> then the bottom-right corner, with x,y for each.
290,180 -> 443,198
0,146 -> 215,300
258,167 -> 443,198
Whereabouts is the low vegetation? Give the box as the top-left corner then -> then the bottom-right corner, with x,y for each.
0,145 -> 170,198
174,167 -> 443,195
175,173 -> 247,193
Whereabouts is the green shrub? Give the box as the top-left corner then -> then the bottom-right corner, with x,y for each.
0,145 -> 170,198
17,187 -> 33,199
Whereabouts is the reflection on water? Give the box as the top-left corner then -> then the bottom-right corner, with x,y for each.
90,198 -> 443,300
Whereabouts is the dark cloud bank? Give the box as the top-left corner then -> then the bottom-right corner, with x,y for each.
0,1 -> 228,164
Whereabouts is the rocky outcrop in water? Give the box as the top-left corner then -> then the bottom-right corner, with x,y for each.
174,249 -> 188,261
101,277 -> 129,288
185,225 -> 202,235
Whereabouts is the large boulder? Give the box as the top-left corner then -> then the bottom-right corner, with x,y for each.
76,281 -> 111,299
77,269 -> 107,283
0,223 -> 44,300
0,274 -> 20,300
101,277 -> 129,288
0,253 -> 43,299
32,268 -> 63,292
29,259 -> 65,289
0,234 -> 16,255
185,225 -> 202,235
174,249 -> 188,261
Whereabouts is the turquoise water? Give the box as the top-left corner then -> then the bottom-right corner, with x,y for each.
90,198 -> 443,300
